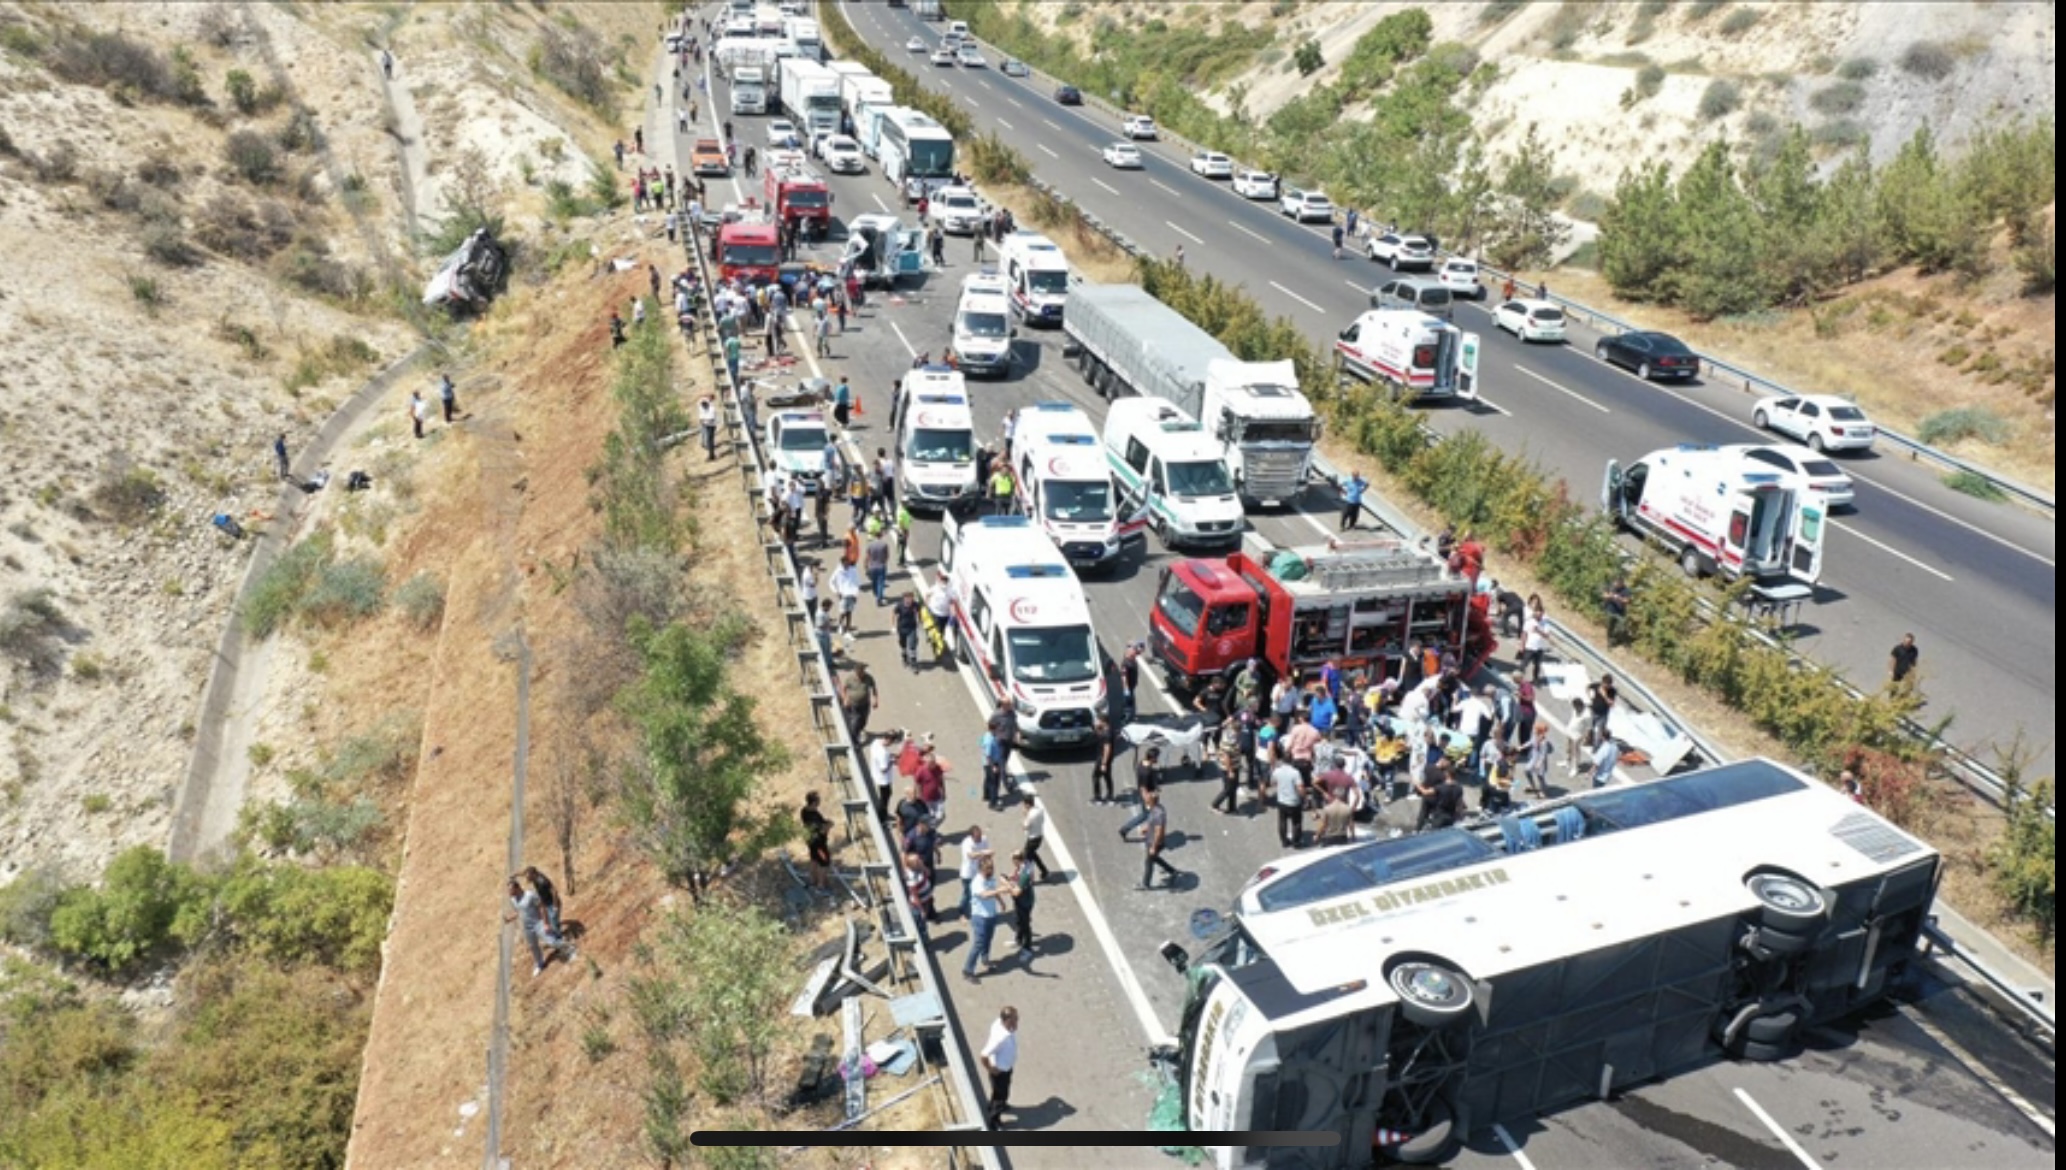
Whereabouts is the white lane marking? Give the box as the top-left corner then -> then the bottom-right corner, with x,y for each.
1470,396 -> 1512,417
1043,118 -> 1062,131
1036,142 -> 1059,159
1344,279 -> 1371,296
1148,178 -> 1182,199
1297,509 -> 1334,541
1091,177 -> 1120,195
1493,1124 -> 1540,1170
888,320 -> 918,358
1515,364 -> 1612,414
1229,220 -> 1270,244
871,191 -> 889,213
1733,1088 -> 1825,1170
1834,521 -> 1954,582
1007,96 -> 1023,109
902,559 -> 1175,1049
995,118 -> 1014,131
1267,280 -> 1326,314
1166,220 -> 1203,245
1585,353 -> 2054,568
980,79 -> 993,90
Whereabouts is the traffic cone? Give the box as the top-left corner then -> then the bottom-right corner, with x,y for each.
853,395 -> 864,416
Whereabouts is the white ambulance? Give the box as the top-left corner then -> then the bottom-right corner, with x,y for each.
997,230 -> 1072,326
1603,444 -> 1828,584
1008,402 -> 1143,571
1102,397 -> 1244,550
951,279 -> 1016,379
1334,309 -> 1480,402
893,367 -> 977,511
937,514 -> 1108,749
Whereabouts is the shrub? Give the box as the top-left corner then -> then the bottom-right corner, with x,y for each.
1837,56 -> 1878,81
27,140 -> 78,183
1686,0 -> 1727,18
194,192 -> 295,259
89,463 -> 166,526
0,867 -> 72,948
246,797 -> 383,861
300,557 -> 387,627
1917,406 -> 2010,447
0,588 -> 68,679
225,68 -> 258,114
1899,41 -> 1956,81
1809,80 -> 1866,115
2015,221 -> 2054,295
1479,0 -> 1525,26
244,534 -> 332,638
1809,119 -> 1867,150
224,129 -> 279,185
210,858 -> 393,972
281,236 -> 371,302
1718,8 -> 1760,37
274,109 -> 320,154
84,166 -> 141,211
1293,38 -> 1323,77
391,573 -> 445,630
1697,78 -> 1742,121
535,22 -> 615,110
0,20 -> 45,59
128,275 -> 162,311
1630,62 -> 1665,104
48,846 -> 210,974
1990,771 -> 2055,944
48,31 -> 173,98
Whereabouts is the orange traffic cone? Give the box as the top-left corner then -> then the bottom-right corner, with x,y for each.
853,395 -> 864,416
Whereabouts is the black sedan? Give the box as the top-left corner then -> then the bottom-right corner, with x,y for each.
1054,83 -> 1082,106
1595,330 -> 1700,381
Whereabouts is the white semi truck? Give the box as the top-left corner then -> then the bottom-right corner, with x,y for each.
777,58 -> 842,139
730,65 -> 769,115
1064,283 -> 1319,509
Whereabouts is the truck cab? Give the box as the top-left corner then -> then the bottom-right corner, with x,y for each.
894,367 -> 978,511
938,514 -> 1108,749
763,159 -> 830,232
1604,445 -> 1827,585
1149,539 -> 1479,694
998,231 -> 1071,326
731,65 -> 768,114
715,213 -> 782,285
1199,359 -> 1319,508
1103,397 -> 1244,551
1009,402 -> 1144,571
1335,309 -> 1480,403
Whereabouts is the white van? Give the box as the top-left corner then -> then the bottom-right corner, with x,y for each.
952,284 -> 1016,378
1102,397 -> 1244,550
937,513 -> 1108,749
1007,402 -> 1143,571
997,230 -> 1071,326
893,368 -> 977,511
1604,445 -> 1828,584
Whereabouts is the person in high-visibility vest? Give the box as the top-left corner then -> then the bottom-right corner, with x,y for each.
988,464 -> 1015,516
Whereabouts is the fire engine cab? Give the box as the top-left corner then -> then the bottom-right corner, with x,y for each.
1604,445 -> 1828,585
714,206 -> 782,285
1334,309 -> 1479,402
937,514 -> 1109,749
1149,537 -> 1491,694
1008,402 -> 1145,571
764,156 -> 831,233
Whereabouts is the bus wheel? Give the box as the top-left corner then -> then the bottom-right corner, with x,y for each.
1746,872 -> 1830,935
1734,1008 -> 1804,1062
1389,1098 -> 1457,1165
1679,545 -> 1705,578
1386,959 -> 1474,1029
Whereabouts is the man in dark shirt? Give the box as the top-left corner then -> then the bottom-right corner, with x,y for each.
1414,759 -> 1465,832
801,792 -> 833,890
987,701 -> 1020,774
1118,746 -> 1163,841
1089,714 -> 1119,804
1118,643 -> 1142,726
1601,577 -> 1632,647
1889,633 -> 1919,689
894,591 -> 923,670
1588,674 -> 1618,739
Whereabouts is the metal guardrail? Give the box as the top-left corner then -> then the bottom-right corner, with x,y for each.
1921,919 -> 2057,1043
947,25 -> 2055,518
683,227 -> 1001,1164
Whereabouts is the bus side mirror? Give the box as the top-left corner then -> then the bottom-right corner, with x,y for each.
1159,940 -> 1189,974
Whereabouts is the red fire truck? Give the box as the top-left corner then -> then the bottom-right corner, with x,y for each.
1148,537 -> 1495,693
764,157 -> 831,234
714,215 -> 782,285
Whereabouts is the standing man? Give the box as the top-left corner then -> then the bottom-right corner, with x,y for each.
409,390 -> 428,439
272,432 -> 291,481
723,331 -> 742,385
1118,746 -> 1163,840
864,528 -> 891,605
1019,792 -> 1051,882
801,792 -> 833,891
698,396 -> 719,460
520,865 -> 564,937
894,589 -> 923,670
1089,713 -> 1119,804
840,663 -> 878,739
503,877 -> 563,977
439,373 -> 458,423
963,855 -> 1004,981
380,48 -> 393,79
1588,673 -> 1618,741
1139,787 -> 1179,890
869,731 -> 900,822
987,699 -> 1020,778
1118,642 -> 1143,727
1601,577 -> 1631,648
832,375 -> 853,427
1339,469 -> 1368,530
1889,633 -> 1920,693
1271,752 -> 1306,849
1331,220 -> 1344,260
980,1007 -> 1020,1129
1589,727 -> 1619,789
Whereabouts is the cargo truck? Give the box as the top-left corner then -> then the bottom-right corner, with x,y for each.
777,58 -> 842,139
730,64 -> 769,115
1064,283 -> 1319,509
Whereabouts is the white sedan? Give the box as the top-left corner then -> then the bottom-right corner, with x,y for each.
1189,151 -> 1233,179
1122,114 -> 1158,140
1436,257 -> 1484,299
818,134 -> 864,174
1232,169 -> 1278,200
956,46 -> 987,68
930,47 -> 956,66
1729,444 -> 1857,508
1280,188 -> 1333,223
1493,299 -> 1567,343
766,119 -> 801,148
1102,141 -> 1143,168
906,36 -> 927,53
1753,394 -> 1878,453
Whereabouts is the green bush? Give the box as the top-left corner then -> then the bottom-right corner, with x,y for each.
1809,118 -> 1868,150
392,572 -> 445,630
1899,40 -> 1956,81
1837,56 -> 1878,81
1718,8 -> 1760,37
243,533 -> 331,638
1628,62 -> 1665,105
224,67 -> 257,114
0,868 -> 73,948
211,859 -> 392,973
1697,78 -> 1742,121
47,847 -> 211,975
1990,774 -> 2055,944
2015,220 -> 2054,295
0,588 -> 68,679
300,557 -> 387,626
1917,406 -> 2010,446
1809,80 -> 1866,115
1293,38 -> 1323,77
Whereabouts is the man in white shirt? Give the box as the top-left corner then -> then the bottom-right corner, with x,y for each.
1019,793 -> 1050,881
1453,686 -> 1493,777
830,560 -> 861,633
1590,728 -> 1619,789
980,1006 -> 1019,1129
957,825 -> 993,918
868,731 -> 900,822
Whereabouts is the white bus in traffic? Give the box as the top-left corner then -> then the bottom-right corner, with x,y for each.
1158,758 -> 1940,1166
877,107 -> 956,193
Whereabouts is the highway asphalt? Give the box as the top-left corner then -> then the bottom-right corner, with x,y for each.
660,13 -> 2056,1165
845,1 -> 2058,777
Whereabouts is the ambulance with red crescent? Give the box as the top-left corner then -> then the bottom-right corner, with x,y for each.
937,514 -> 1109,749
892,366 -> 978,511
1007,401 -> 1147,572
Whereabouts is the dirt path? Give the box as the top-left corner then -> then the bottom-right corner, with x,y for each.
375,33 -> 432,246
170,24 -> 437,863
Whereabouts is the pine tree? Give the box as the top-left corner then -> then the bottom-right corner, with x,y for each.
1598,160 -> 1680,301
1670,141 -> 1771,318
1488,123 -> 1570,270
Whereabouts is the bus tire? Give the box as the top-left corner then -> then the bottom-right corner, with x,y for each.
1390,1099 -> 1457,1165
1746,1010 -> 1801,1046
1754,925 -> 1812,956
1386,959 -> 1474,1029
1747,872 -> 1830,935
1740,1035 -> 1799,1063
